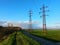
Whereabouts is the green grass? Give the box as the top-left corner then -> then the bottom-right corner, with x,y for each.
1,30 -> 60,45
17,31 -> 40,45
27,30 -> 60,42
0,32 -> 16,45
0,30 -> 60,45
0,31 -> 40,45
16,32 -> 30,45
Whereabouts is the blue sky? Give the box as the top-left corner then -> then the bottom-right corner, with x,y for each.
0,0 -> 60,28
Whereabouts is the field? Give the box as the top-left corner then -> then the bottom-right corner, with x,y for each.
0,29 -> 60,45
0,31 -> 40,45
28,29 -> 60,42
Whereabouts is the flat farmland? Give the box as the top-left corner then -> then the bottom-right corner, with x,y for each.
28,30 -> 60,42
0,30 -> 60,45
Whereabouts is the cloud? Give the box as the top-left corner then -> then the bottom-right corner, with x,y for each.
0,21 -> 7,26
1,21 -> 40,29
19,21 -> 40,29
1,21 -> 60,29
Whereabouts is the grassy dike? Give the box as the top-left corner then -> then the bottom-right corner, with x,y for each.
17,31 -> 40,45
0,31 -> 40,45
0,32 -> 16,45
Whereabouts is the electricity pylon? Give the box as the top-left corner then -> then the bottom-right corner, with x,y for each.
29,10 -> 32,31
39,4 -> 48,35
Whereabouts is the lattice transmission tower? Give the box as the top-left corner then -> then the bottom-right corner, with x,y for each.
39,4 -> 49,35
28,10 -> 32,30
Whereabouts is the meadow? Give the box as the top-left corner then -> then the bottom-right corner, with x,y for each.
28,29 -> 60,42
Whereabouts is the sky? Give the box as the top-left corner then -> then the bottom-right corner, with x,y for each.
0,0 -> 60,29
